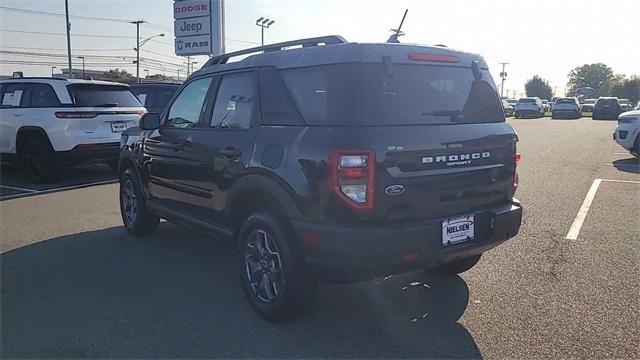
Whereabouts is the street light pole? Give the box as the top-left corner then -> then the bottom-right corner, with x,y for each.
499,62 -> 509,99
255,17 -> 275,46
51,66 -> 57,77
131,20 -> 144,83
78,56 -> 85,78
64,0 -> 72,79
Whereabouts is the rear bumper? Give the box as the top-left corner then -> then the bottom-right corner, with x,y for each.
552,109 -> 581,118
293,200 -> 523,283
515,110 -> 541,118
54,142 -> 120,163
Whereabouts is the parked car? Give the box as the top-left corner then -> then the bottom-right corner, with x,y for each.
0,77 -> 145,181
618,98 -> 631,112
541,99 -> 550,114
502,99 -> 514,117
551,97 -> 582,119
580,98 -> 597,113
130,83 -> 180,114
613,110 -> 640,158
506,99 -> 518,108
635,101 -> 640,110
119,35 -> 523,321
592,97 -> 622,120
515,97 -> 544,118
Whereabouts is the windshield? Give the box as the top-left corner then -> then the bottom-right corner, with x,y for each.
68,84 -> 141,107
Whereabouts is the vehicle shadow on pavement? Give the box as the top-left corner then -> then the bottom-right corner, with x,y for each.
1,224 -> 479,359
613,158 -> 640,174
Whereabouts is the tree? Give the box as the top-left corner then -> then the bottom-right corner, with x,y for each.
103,68 -> 134,80
525,75 -> 553,100
566,63 -> 614,97
610,76 -> 640,105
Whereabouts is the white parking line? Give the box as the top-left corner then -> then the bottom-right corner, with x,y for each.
566,178 -> 640,240
0,184 -> 37,192
0,179 -> 116,201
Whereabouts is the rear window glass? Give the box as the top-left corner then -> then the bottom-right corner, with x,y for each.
556,98 -> 576,104
518,98 -> 536,103
68,84 -> 141,107
131,86 -> 178,109
596,99 -> 619,106
281,63 -> 503,126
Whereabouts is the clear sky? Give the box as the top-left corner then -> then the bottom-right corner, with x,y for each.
1,0 -> 638,96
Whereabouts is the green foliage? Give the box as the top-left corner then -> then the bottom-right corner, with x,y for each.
609,76 -> 640,105
525,75 -> 553,100
566,63 -> 614,97
103,68 -> 134,80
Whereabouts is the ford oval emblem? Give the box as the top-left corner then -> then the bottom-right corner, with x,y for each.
385,184 -> 405,196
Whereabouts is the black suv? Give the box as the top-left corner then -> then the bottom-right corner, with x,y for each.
118,36 -> 523,321
592,97 -> 622,120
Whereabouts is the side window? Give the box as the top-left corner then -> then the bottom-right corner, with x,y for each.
1,83 -> 29,107
166,77 -> 212,128
29,84 -> 61,107
210,72 -> 256,129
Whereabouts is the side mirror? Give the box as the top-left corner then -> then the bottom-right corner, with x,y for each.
140,113 -> 161,130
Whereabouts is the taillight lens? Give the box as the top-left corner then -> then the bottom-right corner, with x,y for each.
55,111 -> 98,118
513,152 -> 521,192
329,150 -> 376,211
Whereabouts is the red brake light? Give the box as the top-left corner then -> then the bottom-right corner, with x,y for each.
55,111 -> 98,119
408,53 -> 460,63
513,152 -> 521,191
329,150 -> 376,211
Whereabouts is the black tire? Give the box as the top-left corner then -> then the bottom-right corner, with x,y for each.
18,137 -> 57,183
237,211 -> 318,321
633,136 -> 640,159
551,113 -> 557,119
431,254 -> 482,275
119,168 -> 159,236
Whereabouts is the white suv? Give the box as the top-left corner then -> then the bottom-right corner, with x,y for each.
614,110 -> 640,158
514,97 -> 544,118
0,78 -> 145,181
551,97 -> 582,119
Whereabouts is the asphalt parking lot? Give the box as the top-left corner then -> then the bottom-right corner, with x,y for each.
1,117 -> 638,359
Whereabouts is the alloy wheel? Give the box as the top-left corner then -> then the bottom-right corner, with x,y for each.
244,229 -> 283,302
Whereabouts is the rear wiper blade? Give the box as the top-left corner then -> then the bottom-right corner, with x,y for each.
421,110 -> 463,116
92,103 -> 119,107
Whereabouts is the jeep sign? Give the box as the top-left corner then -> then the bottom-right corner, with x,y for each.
174,0 -> 225,56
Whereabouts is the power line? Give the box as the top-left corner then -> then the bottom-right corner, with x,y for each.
0,29 -> 135,39
0,6 -> 132,23
0,45 -> 131,52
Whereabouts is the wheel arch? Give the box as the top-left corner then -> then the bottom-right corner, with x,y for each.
15,126 -> 53,155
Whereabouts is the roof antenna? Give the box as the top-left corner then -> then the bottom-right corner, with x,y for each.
387,9 -> 408,43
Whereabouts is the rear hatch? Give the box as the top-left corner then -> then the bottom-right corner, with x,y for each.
360,61 -> 516,222
285,49 -> 518,223
66,83 -> 145,140
515,98 -> 538,111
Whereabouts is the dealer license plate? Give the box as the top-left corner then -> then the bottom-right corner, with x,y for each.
111,122 -> 127,132
442,214 -> 475,246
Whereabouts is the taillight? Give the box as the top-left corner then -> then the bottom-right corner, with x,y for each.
55,111 -> 98,118
513,152 -> 521,192
136,109 -> 147,116
408,53 -> 460,63
329,150 -> 376,211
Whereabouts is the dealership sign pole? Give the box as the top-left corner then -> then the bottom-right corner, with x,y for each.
174,0 -> 225,60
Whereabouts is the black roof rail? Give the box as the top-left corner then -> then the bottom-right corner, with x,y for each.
0,77 -> 69,81
204,35 -> 347,67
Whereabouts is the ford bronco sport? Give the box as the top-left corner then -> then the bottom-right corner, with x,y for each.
119,36 -> 523,321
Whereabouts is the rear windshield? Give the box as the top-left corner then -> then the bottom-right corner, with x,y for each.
556,98 -> 576,104
518,98 -> 536,103
68,84 -> 141,107
596,99 -> 619,106
130,85 -> 178,110
281,63 -> 503,126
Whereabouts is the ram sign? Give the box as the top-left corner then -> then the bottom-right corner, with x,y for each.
174,0 -> 225,56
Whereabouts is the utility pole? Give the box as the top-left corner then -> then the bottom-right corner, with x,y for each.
77,56 -> 85,78
186,56 -> 191,77
64,0 -> 72,79
255,17 -> 275,46
177,68 -> 181,82
51,66 -> 57,77
131,20 -> 144,83
499,62 -> 509,98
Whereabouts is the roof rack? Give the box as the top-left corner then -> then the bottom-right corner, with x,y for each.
205,35 -> 347,67
0,77 -> 69,81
